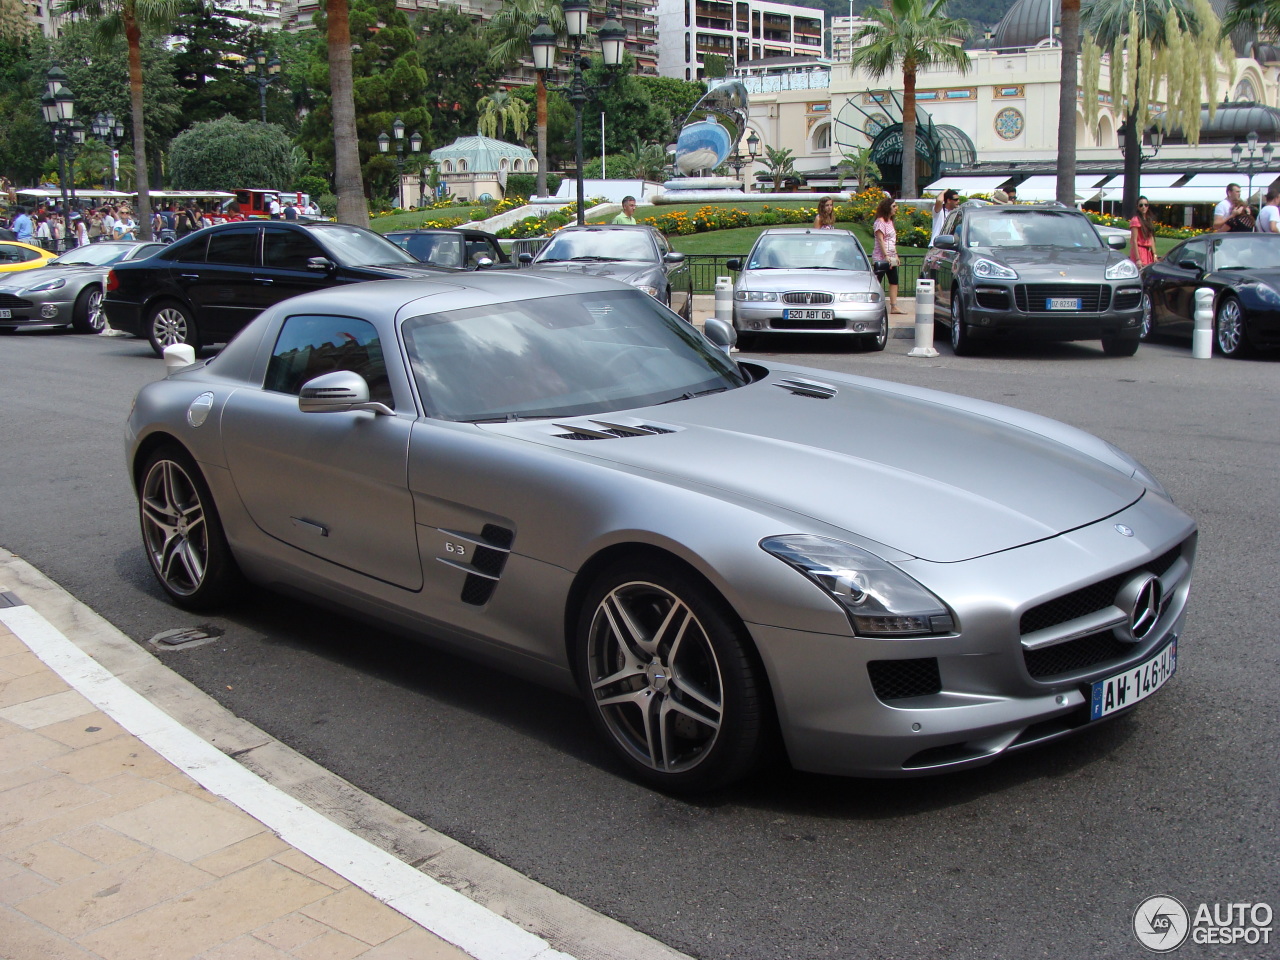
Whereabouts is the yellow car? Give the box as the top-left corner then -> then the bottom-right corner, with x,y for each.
0,241 -> 58,273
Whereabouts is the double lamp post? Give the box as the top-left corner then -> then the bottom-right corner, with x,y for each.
243,49 -> 282,123
40,66 -> 86,222
529,0 -> 629,225
377,118 -> 424,210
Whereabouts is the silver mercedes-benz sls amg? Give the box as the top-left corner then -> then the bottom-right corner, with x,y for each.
126,272 -> 1196,792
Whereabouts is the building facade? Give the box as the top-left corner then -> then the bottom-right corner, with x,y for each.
654,0 -> 825,81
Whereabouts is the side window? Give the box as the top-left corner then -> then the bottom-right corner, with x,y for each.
162,235 -> 207,262
263,228 -> 326,270
1178,242 -> 1206,270
264,314 -> 394,408
205,228 -> 258,266
947,211 -> 963,240
465,239 -> 497,267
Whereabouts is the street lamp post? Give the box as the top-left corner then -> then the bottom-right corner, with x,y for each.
1231,131 -> 1274,215
745,129 -> 760,192
243,50 -> 282,123
41,67 -> 85,243
529,1 -> 629,225
377,119 -> 423,210
1117,119 -> 1164,218
91,111 -> 126,193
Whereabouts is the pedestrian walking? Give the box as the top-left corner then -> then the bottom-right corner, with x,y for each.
872,195 -> 904,315
931,189 -> 959,241
1257,188 -> 1280,233
1129,196 -> 1157,267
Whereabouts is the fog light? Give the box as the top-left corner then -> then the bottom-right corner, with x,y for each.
978,316 -> 991,326
854,322 -> 866,332
751,320 -> 764,330
41,304 -> 58,318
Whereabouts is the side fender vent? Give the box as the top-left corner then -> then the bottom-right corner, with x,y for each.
773,377 -> 838,399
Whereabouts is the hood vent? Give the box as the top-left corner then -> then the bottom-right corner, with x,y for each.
553,419 -> 677,441
773,377 -> 838,399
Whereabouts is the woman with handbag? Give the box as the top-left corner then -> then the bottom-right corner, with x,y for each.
872,196 -> 904,314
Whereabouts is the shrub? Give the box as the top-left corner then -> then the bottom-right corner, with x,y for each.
504,173 -> 563,200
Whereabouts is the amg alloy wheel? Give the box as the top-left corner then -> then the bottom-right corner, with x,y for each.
578,560 -> 766,791
72,287 -> 105,334
147,301 -> 199,358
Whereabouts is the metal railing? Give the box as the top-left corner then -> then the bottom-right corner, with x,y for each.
683,253 -> 925,296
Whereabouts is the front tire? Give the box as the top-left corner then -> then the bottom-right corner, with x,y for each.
138,445 -> 240,610
950,292 -> 975,356
147,300 -> 199,358
576,558 -> 768,792
1215,296 -> 1253,358
864,316 -> 888,351
1138,292 -> 1154,341
1101,334 -> 1140,356
71,286 -> 105,334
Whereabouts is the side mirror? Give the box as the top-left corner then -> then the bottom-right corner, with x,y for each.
298,371 -> 393,416
932,235 -> 957,250
518,252 -> 534,264
1106,234 -> 1127,249
474,256 -> 494,269
306,256 -> 336,274
1178,259 -> 1201,272
664,251 -> 685,264
702,316 -> 737,355
725,258 -> 741,271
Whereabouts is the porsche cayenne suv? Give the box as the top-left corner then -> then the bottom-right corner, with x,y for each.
924,205 -> 1145,356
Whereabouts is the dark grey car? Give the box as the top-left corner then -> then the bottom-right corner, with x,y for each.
528,224 -> 693,321
923,205 -> 1145,356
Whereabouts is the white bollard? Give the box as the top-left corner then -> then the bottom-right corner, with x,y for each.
714,276 -> 734,327
908,278 -> 940,358
1192,287 -> 1214,360
163,343 -> 196,375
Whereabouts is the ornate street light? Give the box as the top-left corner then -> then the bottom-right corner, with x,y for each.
42,67 -> 80,233
1232,130 -> 1274,211
530,3 -> 629,225
243,49 -> 282,123
92,111 -> 126,192
378,119 -> 422,209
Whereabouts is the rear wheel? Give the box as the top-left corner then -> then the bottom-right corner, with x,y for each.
576,558 -> 768,792
950,293 -> 975,356
71,286 -> 105,334
147,301 -> 199,358
1215,296 -> 1253,358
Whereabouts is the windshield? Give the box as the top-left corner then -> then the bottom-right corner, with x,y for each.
51,244 -> 136,266
1212,237 -> 1280,271
312,224 -> 420,265
387,233 -> 461,267
403,290 -> 745,422
747,234 -> 870,271
535,230 -> 657,263
967,211 -> 1103,250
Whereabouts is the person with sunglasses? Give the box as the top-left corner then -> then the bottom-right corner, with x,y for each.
1129,196 -> 1157,267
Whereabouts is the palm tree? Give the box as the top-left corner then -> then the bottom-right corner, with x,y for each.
1221,0 -> 1280,36
1056,0 -> 1081,206
838,148 -> 881,191
848,0 -> 970,199
486,0 -> 566,199
326,0 -> 368,226
54,0 -> 180,240
476,89 -> 531,142
616,139 -> 667,181
762,146 -> 798,192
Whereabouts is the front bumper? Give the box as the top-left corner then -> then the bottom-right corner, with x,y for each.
0,294 -> 75,328
749,495 -> 1195,777
961,281 -> 1144,341
734,301 -> 887,335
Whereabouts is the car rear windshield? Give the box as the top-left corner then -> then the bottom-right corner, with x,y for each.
968,210 -> 1103,249
311,224 -> 420,265
536,230 -> 657,263
747,234 -> 869,270
402,289 -> 746,422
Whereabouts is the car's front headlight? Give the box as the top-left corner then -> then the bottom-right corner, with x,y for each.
26,277 -> 66,293
1253,282 -> 1280,307
635,284 -> 660,298
972,258 -> 1017,280
735,290 -> 777,301
838,291 -> 882,302
1105,259 -> 1140,280
761,535 -> 956,638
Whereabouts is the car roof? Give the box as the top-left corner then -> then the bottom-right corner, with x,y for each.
756,227 -> 856,237
384,228 -> 496,237
967,204 -> 1088,217
554,224 -> 659,234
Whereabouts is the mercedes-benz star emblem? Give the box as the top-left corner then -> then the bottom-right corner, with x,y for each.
1113,573 -> 1164,643
1115,524 -> 1135,537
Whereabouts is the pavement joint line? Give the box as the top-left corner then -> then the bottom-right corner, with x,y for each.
0,594 -> 576,960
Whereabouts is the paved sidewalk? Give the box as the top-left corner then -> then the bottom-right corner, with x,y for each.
0,610 -> 470,960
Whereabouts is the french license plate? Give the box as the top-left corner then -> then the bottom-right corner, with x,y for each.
1047,298 -> 1082,310
1090,639 -> 1176,720
783,309 -> 834,320
0,309 -> 10,319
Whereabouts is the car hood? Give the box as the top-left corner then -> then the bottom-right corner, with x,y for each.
530,261 -> 658,285
501,368 -> 1143,562
738,268 -> 877,293
973,246 -> 1116,270
0,265 -> 99,291
1214,266 -> 1280,286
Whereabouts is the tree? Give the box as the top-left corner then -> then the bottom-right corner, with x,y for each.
1220,0 -> 1280,36
1081,0 -> 1227,217
326,0 -> 367,226
487,0 -> 566,199
0,0 -> 33,42
761,145 -> 798,192
580,54 -> 671,161
417,8 -> 503,149
54,0 -> 183,239
168,0 -> 256,127
169,116 -> 293,188
838,147 -> 880,190
0,38 -> 54,185
635,75 -> 707,144
848,0 -> 970,198
477,89 -> 530,141
615,139 -> 668,181
1056,0 -> 1081,206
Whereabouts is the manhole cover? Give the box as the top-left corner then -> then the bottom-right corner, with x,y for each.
148,625 -> 224,651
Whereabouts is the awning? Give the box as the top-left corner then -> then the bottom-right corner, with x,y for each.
1183,173 -> 1243,188
1133,186 -> 1242,203
924,176 -> 1009,195
1097,174 -> 1183,196
1011,175 -> 1108,202
16,188 -> 234,200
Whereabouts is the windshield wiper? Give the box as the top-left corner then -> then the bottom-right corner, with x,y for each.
660,385 -> 730,404
566,255 -> 628,262
465,412 -> 552,423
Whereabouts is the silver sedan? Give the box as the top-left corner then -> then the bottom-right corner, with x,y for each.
127,272 -> 1195,792
728,227 -> 887,349
0,241 -> 165,334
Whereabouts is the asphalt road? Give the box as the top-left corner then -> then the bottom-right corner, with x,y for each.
1,325 -> 1276,960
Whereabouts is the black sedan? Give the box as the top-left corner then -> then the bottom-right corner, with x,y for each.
383,228 -> 512,270
924,205 -> 1144,356
103,220 -> 450,356
1141,232 -> 1280,357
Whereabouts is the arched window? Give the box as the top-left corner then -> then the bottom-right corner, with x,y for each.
500,159 -> 508,171
459,159 -> 468,171
442,160 -> 453,172
1234,78 -> 1258,102
812,122 -> 831,151
513,159 -> 522,171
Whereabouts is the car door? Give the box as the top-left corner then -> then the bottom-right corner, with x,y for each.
258,225 -> 338,307
655,231 -> 693,318
932,209 -> 964,317
463,233 -> 507,268
1153,239 -> 1207,336
178,225 -> 261,342
219,313 -> 421,591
